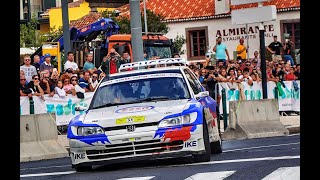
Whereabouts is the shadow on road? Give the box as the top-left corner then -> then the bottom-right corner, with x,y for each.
91,157 -> 192,172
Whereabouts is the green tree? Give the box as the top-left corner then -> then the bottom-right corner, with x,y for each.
40,26 -> 64,42
20,15 -> 40,47
100,9 -> 169,34
173,35 -> 186,55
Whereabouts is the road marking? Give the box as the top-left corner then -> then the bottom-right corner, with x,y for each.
20,171 -> 76,178
20,165 -> 71,171
262,166 -> 300,180
223,142 -> 300,153
185,171 -> 235,180
117,176 -> 155,180
171,155 -> 300,167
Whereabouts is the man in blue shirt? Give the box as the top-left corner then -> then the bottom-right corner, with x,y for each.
83,53 -> 97,74
213,37 -> 230,66
79,71 -> 94,92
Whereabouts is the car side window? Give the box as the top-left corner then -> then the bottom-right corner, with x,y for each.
184,69 -> 201,95
186,69 -> 204,92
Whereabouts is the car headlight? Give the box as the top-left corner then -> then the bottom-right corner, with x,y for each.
158,114 -> 191,128
77,127 -> 104,136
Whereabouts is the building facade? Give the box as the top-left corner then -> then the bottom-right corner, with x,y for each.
166,10 -> 300,60
118,0 -> 300,61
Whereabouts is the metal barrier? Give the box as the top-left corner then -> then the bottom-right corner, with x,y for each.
221,88 -> 228,130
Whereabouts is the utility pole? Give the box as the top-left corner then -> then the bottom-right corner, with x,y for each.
143,0 -> 148,34
130,0 -> 144,62
61,0 -> 71,54
258,3 -> 267,99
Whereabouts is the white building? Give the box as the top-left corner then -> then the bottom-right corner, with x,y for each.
119,0 -> 300,61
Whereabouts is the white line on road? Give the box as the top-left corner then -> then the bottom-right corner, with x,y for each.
20,171 -> 76,178
172,155 -> 300,167
185,171 -> 235,180
223,142 -> 300,153
262,166 -> 300,180
117,176 -> 155,180
20,165 -> 71,171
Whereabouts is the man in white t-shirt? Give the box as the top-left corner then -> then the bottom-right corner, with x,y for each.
20,55 -> 37,82
64,51 -> 79,73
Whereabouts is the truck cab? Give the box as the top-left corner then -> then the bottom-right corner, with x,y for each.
108,33 -> 174,62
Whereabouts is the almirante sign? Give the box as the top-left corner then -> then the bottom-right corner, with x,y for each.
216,24 -> 275,42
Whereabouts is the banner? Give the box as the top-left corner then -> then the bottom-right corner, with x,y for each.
217,81 -> 300,114
20,93 -> 94,126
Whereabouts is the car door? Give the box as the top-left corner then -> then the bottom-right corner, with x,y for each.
183,69 -> 219,142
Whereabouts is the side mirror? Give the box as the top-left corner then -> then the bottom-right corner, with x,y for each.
75,105 -> 88,111
194,91 -> 209,99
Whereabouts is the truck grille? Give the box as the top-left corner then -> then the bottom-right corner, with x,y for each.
86,139 -> 183,160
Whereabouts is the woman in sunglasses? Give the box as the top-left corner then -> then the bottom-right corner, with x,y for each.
60,74 -> 74,95
27,74 -> 45,100
70,75 -> 85,99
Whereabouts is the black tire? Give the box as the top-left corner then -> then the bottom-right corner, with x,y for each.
193,118 -> 211,163
74,165 -> 92,172
210,138 -> 222,154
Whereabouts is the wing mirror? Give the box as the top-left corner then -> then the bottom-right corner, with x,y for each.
75,105 -> 88,111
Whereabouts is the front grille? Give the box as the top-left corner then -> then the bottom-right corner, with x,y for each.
104,122 -> 159,131
86,139 -> 183,160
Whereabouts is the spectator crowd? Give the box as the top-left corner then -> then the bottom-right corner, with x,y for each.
188,35 -> 300,101
20,36 -> 300,102
20,48 -> 131,100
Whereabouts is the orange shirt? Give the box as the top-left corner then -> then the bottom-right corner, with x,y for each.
236,44 -> 247,60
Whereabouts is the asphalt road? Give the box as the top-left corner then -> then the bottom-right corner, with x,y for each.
20,134 -> 300,180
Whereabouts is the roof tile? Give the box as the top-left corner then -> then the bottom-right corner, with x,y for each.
69,12 -> 102,29
117,0 -> 300,21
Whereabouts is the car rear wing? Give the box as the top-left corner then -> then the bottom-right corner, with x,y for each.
118,58 -> 188,72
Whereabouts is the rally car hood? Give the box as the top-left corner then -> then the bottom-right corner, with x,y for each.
82,99 -> 191,127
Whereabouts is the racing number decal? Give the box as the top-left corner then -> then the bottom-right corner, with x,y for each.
116,116 -> 145,124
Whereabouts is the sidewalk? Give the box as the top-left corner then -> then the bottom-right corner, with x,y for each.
218,115 -> 300,134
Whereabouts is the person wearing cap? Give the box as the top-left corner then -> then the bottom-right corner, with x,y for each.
236,38 -> 247,61
213,37 -> 230,66
64,52 -> 79,74
40,53 -> 54,73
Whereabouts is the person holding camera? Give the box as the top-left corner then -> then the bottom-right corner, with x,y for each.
213,37 -> 230,66
203,66 -> 218,99
99,48 -> 123,75
283,37 -> 294,66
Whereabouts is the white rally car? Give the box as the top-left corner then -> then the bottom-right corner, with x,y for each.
67,58 -> 222,172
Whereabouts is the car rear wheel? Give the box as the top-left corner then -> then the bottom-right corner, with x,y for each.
193,118 -> 211,163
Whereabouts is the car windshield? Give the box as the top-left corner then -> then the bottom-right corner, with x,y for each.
145,46 -> 172,59
90,74 -> 190,109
